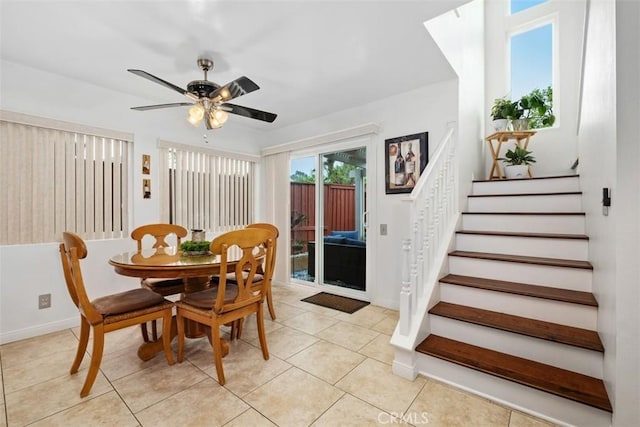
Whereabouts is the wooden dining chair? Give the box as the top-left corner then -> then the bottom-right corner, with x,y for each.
209,223 -> 279,339
246,223 -> 279,320
211,223 -> 278,323
175,228 -> 274,385
59,231 -> 174,397
131,223 -> 188,341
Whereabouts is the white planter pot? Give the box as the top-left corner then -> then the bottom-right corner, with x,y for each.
504,164 -> 529,179
492,119 -> 508,131
512,119 -> 530,131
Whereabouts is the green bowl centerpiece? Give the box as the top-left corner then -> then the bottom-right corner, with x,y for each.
180,240 -> 211,256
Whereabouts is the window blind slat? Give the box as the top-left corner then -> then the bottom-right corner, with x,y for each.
65,132 -> 76,233
93,138 -> 104,238
112,139 -> 122,237
85,136 -> 96,240
75,135 -> 86,235
104,138 -> 114,237
6,124 -> 20,244
43,129 -> 56,242
158,147 -> 170,223
0,123 -> 9,243
54,130 -> 66,237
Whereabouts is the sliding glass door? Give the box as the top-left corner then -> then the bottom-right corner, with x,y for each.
289,144 -> 368,296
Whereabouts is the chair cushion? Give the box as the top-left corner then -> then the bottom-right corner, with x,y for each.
344,237 -> 366,247
92,288 -> 165,316
330,230 -> 359,240
324,235 -> 345,244
142,278 -> 185,296
144,278 -> 184,287
181,284 -> 239,309
211,272 -> 264,285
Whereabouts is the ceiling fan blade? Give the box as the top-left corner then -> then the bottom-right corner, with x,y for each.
210,76 -> 260,101
128,69 -> 188,97
223,103 -> 277,123
131,102 -> 194,111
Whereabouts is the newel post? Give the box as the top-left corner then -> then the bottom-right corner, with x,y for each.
399,238 -> 412,336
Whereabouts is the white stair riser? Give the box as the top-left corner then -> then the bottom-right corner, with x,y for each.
439,283 -> 597,329
448,257 -> 592,291
461,214 -> 585,234
472,177 -> 581,195
467,194 -> 582,213
455,234 -> 588,260
429,316 -> 603,378
416,354 -> 612,427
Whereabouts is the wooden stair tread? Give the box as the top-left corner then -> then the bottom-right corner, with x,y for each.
468,191 -> 582,198
429,302 -> 603,351
440,274 -> 598,306
449,250 -> 593,270
462,211 -> 585,215
416,335 -> 612,412
457,230 -> 589,240
472,174 -> 579,183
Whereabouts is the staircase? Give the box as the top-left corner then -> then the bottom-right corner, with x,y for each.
415,175 -> 612,425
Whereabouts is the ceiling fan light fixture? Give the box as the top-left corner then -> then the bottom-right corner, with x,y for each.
213,108 -> 228,124
208,113 -> 222,129
187,104 -> 205,126
129,58 -> 277,132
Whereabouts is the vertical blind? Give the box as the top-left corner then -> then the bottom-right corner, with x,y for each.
158,141 -> 255,231
0,115 -> 130,244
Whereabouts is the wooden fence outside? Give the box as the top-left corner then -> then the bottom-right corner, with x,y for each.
290,182 -> 355,248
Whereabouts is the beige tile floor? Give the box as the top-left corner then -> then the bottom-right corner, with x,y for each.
0,283 -> 558,427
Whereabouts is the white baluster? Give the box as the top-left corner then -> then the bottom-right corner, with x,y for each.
410,222 -> 419,309
416,209 -> 425,295
399,238 -> 412,335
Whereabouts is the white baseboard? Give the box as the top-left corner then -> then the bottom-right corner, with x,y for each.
0,317 -> 79,345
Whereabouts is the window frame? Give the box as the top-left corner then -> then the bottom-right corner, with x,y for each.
506,11 -> 560,128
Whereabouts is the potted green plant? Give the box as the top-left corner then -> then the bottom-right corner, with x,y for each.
514,86 -> 556,130
490,97 -> 517,131
498,145 -> 536,178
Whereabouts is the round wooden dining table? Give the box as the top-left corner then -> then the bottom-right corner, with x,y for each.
109,246 -> 242,361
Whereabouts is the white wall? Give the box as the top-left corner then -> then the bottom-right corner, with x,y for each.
426,0 -> 485,206
0,238 -> 134,343
485,0 -> 586,176
578,0 -> 640,424
578,0 -> 617,410
613,0 -> 640,424
264,79 -> 459,309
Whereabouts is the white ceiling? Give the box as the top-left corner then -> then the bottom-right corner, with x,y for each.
1,0 -> 465,132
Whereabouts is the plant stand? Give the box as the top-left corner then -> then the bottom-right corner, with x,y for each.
485,130 -> 537,179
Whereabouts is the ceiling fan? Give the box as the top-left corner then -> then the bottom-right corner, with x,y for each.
128,58 -> 277,129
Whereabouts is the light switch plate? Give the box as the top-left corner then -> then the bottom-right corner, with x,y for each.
380,224 -> 388,235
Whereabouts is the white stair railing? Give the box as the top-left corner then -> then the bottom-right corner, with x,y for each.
392,128 -> 458,371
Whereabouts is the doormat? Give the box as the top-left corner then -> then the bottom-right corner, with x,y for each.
301,292 -> 370,314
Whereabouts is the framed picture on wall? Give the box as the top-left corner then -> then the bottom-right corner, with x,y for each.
143,179 -> 151,199
142,154 -> 151,175
384,132 -> 429,194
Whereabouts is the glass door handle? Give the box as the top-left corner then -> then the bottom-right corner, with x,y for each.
363,211 -> 369,228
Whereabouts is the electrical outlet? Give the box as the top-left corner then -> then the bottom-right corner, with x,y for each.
38,293 -> 51,309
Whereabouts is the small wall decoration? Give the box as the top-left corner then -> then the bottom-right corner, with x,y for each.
385,132 -> 429,194
143,179 -> 151,199
142,154 -> 151,175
